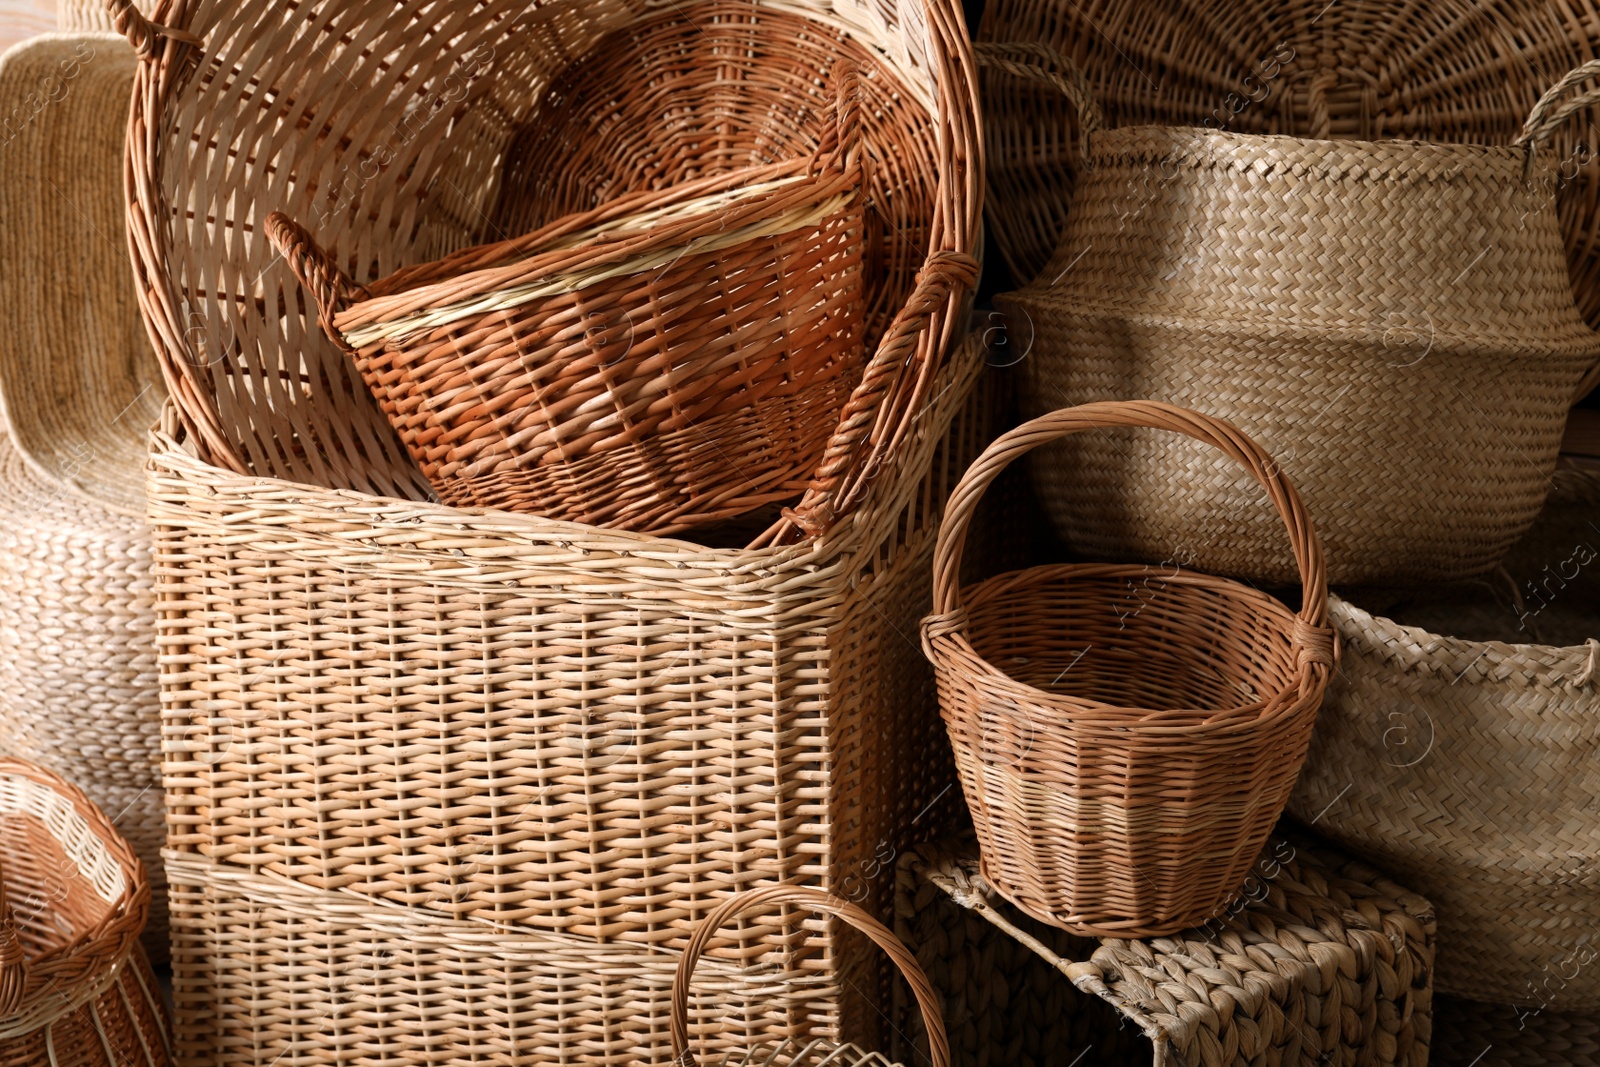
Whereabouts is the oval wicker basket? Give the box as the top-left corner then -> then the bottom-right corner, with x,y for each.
116,0 -> 977,546
0,757 -> 169,1066
987,44 -> 1600,587
1289,466 -> 1600,1011
265,75 -> 867,534
921,400 -> 1335,938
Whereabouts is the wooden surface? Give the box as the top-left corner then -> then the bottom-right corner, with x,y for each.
0,0 -> 52,52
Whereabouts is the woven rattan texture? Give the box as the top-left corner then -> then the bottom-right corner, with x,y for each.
0,33 -> 166,959
1289,467 -> 1600,1011
976,0 -> 1600,341
122,0 -> 978,519
894,832 -> 1435,1067
991,52 -> 1600,586
152,338 -> 991,1067
1432,996 -> 1600,1066
0,758 -> 170,1066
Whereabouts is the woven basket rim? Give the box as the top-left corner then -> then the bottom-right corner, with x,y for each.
1330,594 -> 1599,679
1090,121 -> 1558,170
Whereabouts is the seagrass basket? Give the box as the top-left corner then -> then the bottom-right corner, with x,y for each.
0,757 -> 170,1067
921,401 -> 1335,937
1433,995 -> 1600,1066
116,0 -> 977,545
0,28 -> 167,959
265,73 -> 866,533
986,44 -> 1600,587
1289,465 -> 1600,1011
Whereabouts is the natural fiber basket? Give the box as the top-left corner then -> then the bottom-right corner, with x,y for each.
1432,995 -> 1600,1066
976,0 -> 1600,340
0,30 -> 167,959
921,401 -> 1335,937
1289,465 -> 1600,1011
151,331 -> 991,1067
985,44 -> 1600,587
894,830 -> 1436,1067
117,0 -> 978,545
673,886 -> 948,1067
0,757 -> 170,1066
264,76 -> 866,533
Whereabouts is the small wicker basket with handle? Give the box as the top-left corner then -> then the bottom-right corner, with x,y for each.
921,400 -> 1335,938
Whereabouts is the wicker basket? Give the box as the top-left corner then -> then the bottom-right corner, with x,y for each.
115,0 -> 977,546
264,74 -> 866,534
151,331 -> 991,1067
984,44 -> 1600,587
1288,466 -> 1600,1011
894,830 -> 1435,1067
977,0 -> 1600,342
0,31 -> 167,960
921,401 -> 1334,937
1433,995 -> 1600,1066
0,757 -> 170,1066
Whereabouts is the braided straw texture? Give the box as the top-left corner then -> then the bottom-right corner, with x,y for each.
993,79 -> 1600,586
1289,467 -> 1600,1011
152,336 -> 992,1067
894,832 -> 1435,1067
123,0 -> 978,542
1432,995 -> 1600,1066
0,34 -> 167,959
977,0 -> 1600,342
922,401 -> 1334,937
0,757 -> 170,1066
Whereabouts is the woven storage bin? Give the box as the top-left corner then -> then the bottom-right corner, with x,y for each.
264,80 -> 866,533
984,44 -> 1600,587
977,0 -> 1600,339
117,0 -> 977,547
1288,466 -> 1600,1011
1432,996 -> 1600,1066
151,331 -> 991,1067
0,757 -> 170,1066
893,830 -> 1435,1067
921,401 -> 1334,937
0,30 -> 167,960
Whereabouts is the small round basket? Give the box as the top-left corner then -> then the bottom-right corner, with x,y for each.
921,401 -> 1335,937
0,757 -> 168,1066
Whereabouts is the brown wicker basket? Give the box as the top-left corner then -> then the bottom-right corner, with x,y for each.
265,78 -> 866,534
985,43 -> 1600,587
115,0 -> 978,546
921,401 -> 1334,938
0,757 -> 169,1066
1289,466 -> 1600,1011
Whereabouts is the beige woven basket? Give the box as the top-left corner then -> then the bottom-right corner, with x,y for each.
986,43 -> 1600,587
0,29 -> 167,960
1289,466 -> 1600,1011
151,333 -> 992,1067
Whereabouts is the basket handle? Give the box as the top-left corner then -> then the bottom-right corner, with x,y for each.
973,42 -> 1103,158
264,212 -> 371,349
0,867 -> 27,1016
104,0 -> 204,58
670,885 -> 949,1067
927,401 -> 1334,668
1515,60 -> 1600,150
776,249 -> 980,541
814,62 -> 863,169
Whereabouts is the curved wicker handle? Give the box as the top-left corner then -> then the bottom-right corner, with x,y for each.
815,62 -> 863,170
929,401 -> 1333,663
974,42 -> 1103,158
104,0 -> 204,57
0,867 -> 27,1016
777,250 -> 980,541
264,212 -> 370,349
1515,59 -> 1600,149
670,885 -> 949,1067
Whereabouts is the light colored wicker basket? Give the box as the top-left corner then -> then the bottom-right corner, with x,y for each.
115,0 -> 978,546
1289,466 -> 1600,1011
151,332 -> 992,1067
1433,995 -> 1600,1066
0,30 -> 167,960
985,44 -> 1600,587
0,757 -> 170,1066
921,401 -> 1334,937
264,73 -> 868,534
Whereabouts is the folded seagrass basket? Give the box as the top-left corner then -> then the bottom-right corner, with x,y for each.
986,44 -> 1600,587
0,26 -> 167,960
921,401 -> 1335,937
1290,465 -> 1600,1011
265,74 -> 866,532
0,757 -> 169,1067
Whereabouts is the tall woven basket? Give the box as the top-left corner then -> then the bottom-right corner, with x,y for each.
0,26 -> 167,959
1289,466 -> 1600,1011
986,44 -> 1600,587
